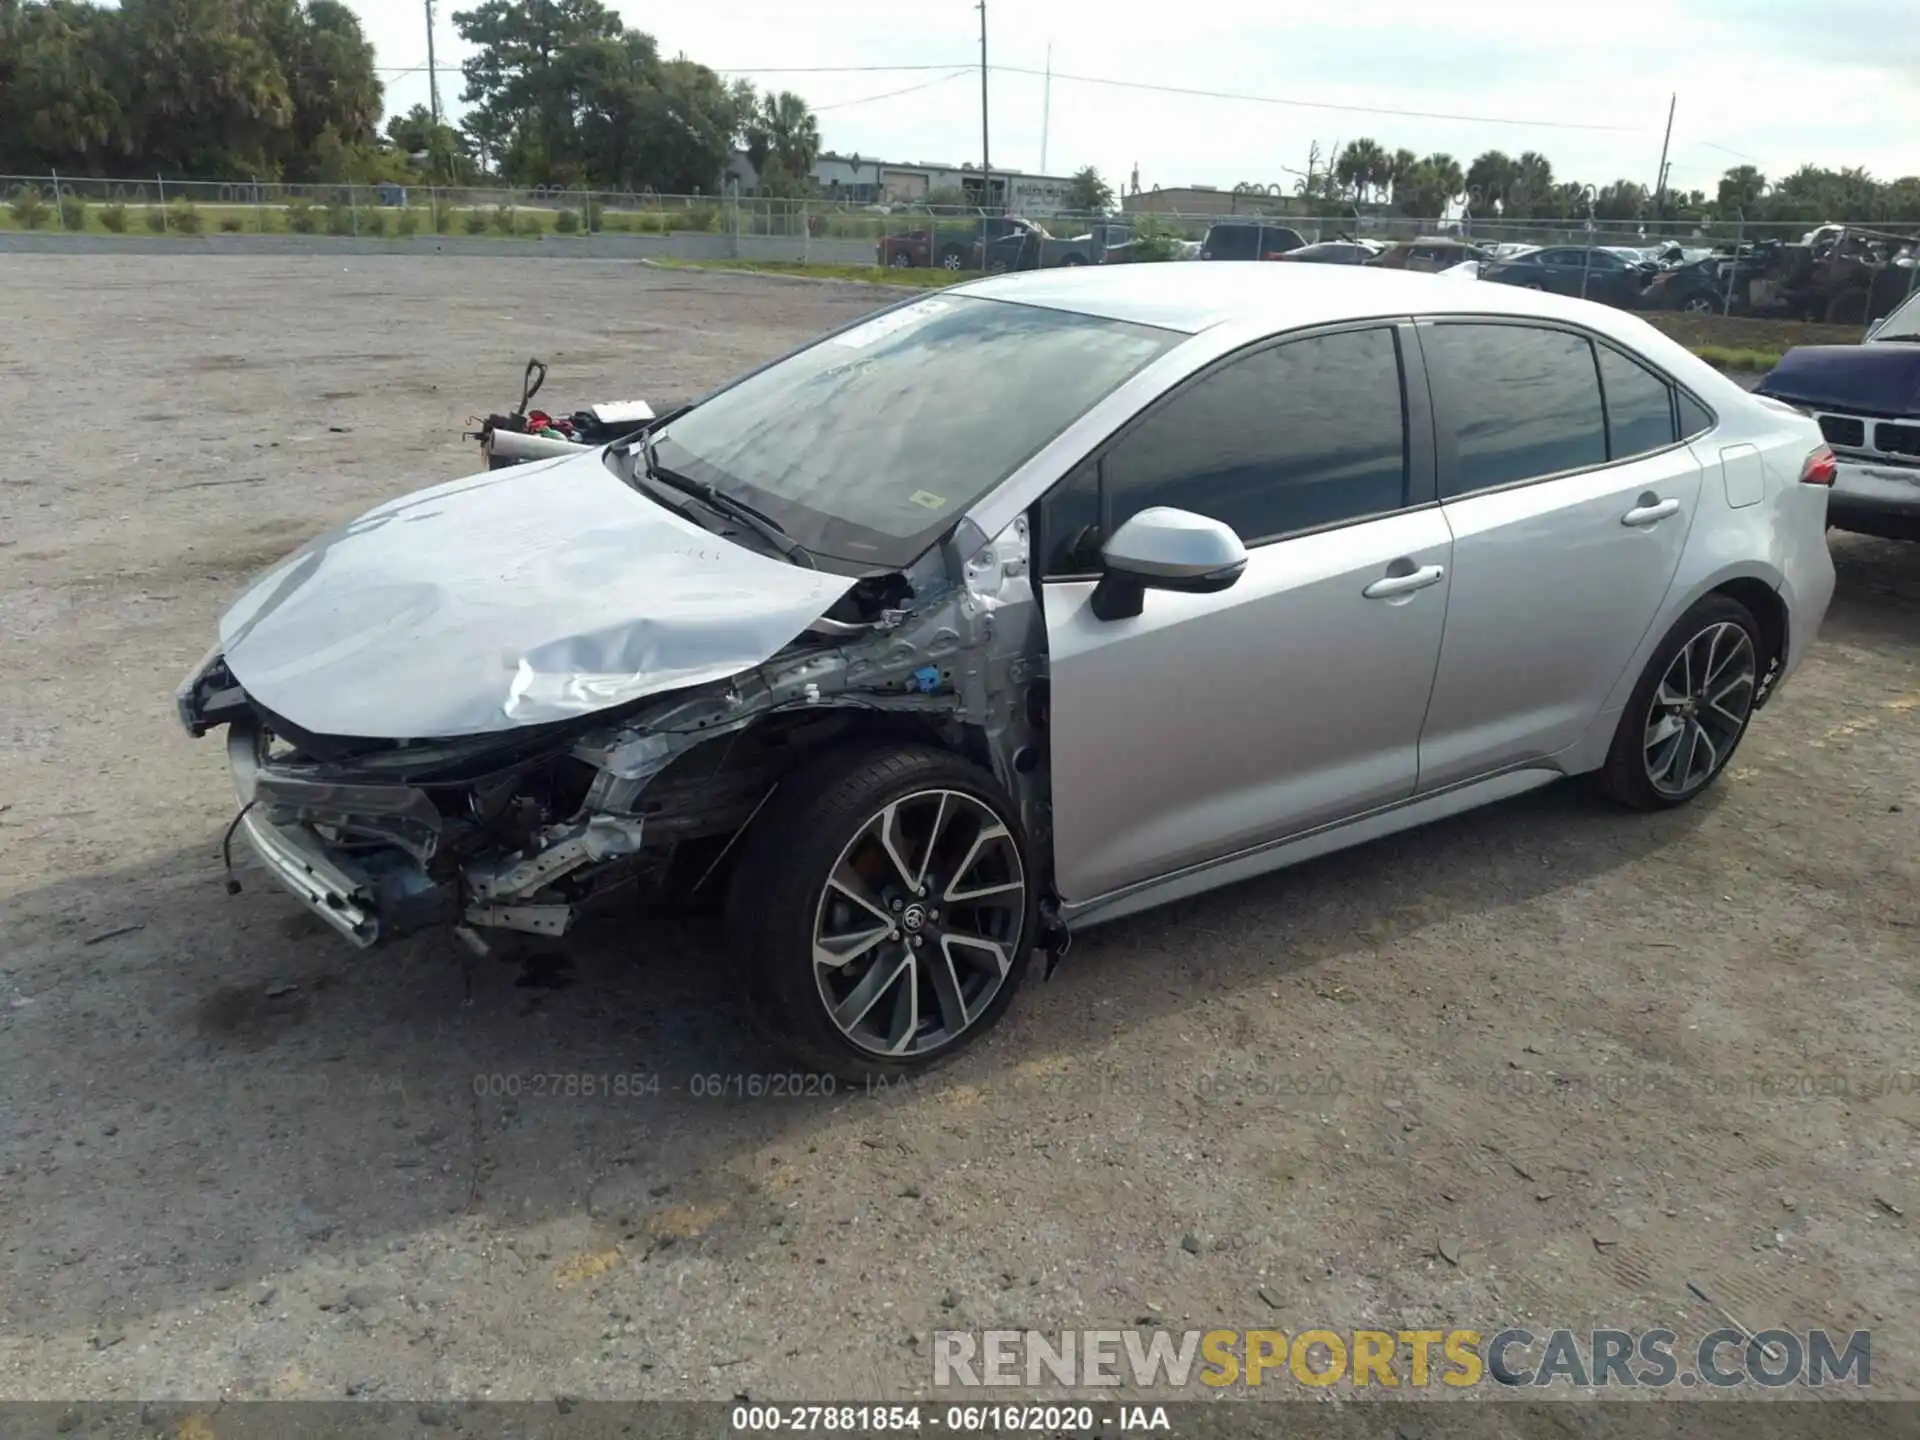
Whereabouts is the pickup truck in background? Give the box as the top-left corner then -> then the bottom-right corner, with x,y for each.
875,216 -> 1026,270
977,218 -> 1139,272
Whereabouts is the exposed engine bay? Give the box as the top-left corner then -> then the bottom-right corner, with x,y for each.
178,488 -> 1052,958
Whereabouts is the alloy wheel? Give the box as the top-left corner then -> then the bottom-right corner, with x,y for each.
811,789 -> 1026,1057
1643,621 -> 1756,797
941,251 -> 964,271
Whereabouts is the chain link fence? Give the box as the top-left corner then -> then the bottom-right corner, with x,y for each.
3,173 -> 1915,328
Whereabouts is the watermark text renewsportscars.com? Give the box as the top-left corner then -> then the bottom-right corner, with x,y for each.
933,1327 -> 1872,1390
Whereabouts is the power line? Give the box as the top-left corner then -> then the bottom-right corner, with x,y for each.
989,64 -> 1646,132
374,57 -> 1647,134
815,69 -> 974,113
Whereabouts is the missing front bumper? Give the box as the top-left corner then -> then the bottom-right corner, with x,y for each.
226,725 -> 453,948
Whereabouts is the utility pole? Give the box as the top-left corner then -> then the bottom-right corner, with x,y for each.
424,0 -> 443,180
1652,92 -> 1675,219
977,0 -> 993,212
1040,42 -> 1052,175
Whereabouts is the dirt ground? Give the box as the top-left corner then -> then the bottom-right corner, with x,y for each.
1,255 -> 1917,1408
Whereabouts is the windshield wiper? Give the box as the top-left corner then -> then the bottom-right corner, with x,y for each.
635,429 -> 816,569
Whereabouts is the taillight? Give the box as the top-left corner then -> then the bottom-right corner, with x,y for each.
1801,445 -> 1837,486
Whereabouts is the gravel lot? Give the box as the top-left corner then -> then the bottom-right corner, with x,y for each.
1,255 -> 1916,1407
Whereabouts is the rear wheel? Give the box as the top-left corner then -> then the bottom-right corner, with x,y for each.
1681,293 -> 1720,314
1597,595 -> 1761,810
939,246 -> 967,271
889,251 -> 914,269
726,744 -> 1035,1081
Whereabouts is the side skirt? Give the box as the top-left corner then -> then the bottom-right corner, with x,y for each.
1058,766 -> 1564,932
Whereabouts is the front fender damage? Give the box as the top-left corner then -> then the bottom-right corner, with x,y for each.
231,515 -> 1056,957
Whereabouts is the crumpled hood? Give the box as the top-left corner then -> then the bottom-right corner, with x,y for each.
218,449 -> 857,739
1757,343 -> 1920,418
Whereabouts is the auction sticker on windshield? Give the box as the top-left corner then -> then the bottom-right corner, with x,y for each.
832,298 -> 951,350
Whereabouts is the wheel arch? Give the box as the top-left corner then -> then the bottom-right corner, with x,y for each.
1594,561 -> 1787,726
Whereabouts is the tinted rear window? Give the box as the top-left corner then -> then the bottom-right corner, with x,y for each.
1205,225 -> 1260,259
1424,324 -> 1608,497
1597,346 -> 1678,458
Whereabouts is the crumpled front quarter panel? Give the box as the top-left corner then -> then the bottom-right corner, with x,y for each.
218,452 -> 856,738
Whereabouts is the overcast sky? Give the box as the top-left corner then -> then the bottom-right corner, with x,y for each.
348,0 -> 1918,194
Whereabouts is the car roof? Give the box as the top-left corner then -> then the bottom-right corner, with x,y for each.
953,260 -> 1648,335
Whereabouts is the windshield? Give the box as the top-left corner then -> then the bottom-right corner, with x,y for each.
650,295 -> 1179,567
1873,288 -> 1920,341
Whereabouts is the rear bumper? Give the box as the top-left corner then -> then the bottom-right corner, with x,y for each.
1829,457 -> 1920,540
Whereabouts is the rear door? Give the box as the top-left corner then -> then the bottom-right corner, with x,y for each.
1414,321 -> 1705,791
1039,323 -> 1452,904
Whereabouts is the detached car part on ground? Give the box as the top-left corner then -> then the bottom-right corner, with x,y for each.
179,266 -> 1836,1081
1756,287 -> 1920,541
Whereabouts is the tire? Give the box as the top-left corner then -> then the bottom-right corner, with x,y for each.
725,744 -> 1036,1082
1680,293 -> 1720,315
1596,595 -> 1763,811
939,246 -> 966,271
988,259 -> 1011,275
1523,281 -> 1546,291
889,252 -> 914,269
1060,253 -> 1086,267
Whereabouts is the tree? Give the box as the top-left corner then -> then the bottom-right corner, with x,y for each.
1464,149 -> 1519,215
1592,179 -> 1647,222
1335,137 -> 1388,202
0,0 -> 384,179
744,89 -> 820,195
385,102 -> 477,183
1064,165 -> 1113,214
1715,164 -> 1766,216
1395,152 -> 1463,218
1509,150 -> 1557,218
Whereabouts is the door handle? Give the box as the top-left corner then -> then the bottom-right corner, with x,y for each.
1363,564 -> 1445,599
1622,497 -> 1681,527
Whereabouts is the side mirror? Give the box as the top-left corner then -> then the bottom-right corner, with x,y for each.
1089,507 -> 1249,622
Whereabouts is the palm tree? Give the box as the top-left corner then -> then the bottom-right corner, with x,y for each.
745,90 -> 820,192
1337,137 -> 1387,203
1386,148 -> 1417,206
1464,150 -> 1519,216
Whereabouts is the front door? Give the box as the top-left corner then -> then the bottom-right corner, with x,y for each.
1038,323 -> 1452,905
1413,322 -> 1706,790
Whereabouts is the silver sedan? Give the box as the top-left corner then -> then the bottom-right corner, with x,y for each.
178,264 -> 1838,1079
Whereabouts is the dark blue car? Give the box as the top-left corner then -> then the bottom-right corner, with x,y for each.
1478,245 -> 1656,310
1756,285 -> 1920,540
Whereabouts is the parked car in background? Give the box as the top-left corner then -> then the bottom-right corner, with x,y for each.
1638,252 -> 1759,315
979,218 -> 1138,272
1199,221 -> 1308,261
1478,245 -> 1657,309
1755,286 -> 1920,540
178,264 -> 1836,1079
1369,237 -> 1492,273
877,216 -> 1024,270
1279,240 -> 1382,265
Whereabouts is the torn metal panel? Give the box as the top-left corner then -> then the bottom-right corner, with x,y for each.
217,449 -> 857,740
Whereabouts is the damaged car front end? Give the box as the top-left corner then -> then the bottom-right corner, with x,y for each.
180,289 -> 1182,1077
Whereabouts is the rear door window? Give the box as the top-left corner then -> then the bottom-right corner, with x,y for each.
1206,225 -> 1259,260
1597,346 -> 1678,458
1423,324 -> 1608,497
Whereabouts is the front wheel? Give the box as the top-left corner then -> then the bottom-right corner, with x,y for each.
1596,595 -> 1762,810
939,246 -> 967,271
726,745 -> 1035,1081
